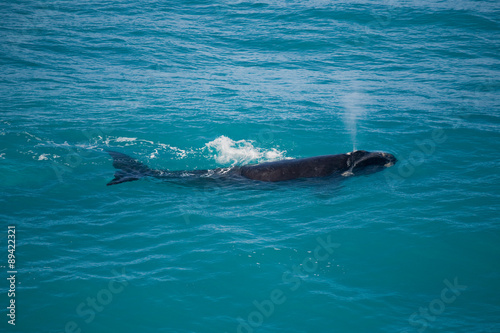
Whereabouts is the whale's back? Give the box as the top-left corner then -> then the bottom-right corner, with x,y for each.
239,154 -> 348,182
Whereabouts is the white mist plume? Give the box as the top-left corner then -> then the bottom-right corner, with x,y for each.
342,90 -> 370,152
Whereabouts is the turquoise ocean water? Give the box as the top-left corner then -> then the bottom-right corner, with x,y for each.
1,1 -> 499,332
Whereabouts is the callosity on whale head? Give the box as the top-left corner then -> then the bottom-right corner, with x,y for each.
343,150 -> 397,176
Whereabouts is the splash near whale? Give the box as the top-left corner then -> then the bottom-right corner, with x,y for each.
106,150 -> 396,186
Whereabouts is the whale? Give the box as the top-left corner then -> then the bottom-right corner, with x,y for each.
106,150 -> 396,185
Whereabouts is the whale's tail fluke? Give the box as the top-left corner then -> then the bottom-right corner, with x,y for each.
106,151 -> 152,186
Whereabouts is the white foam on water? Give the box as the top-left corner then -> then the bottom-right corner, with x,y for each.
163,144 -> 188,159
204,135 -> 287,166
149,144 -> 189,159
115,137 -> 137,142
149,149 -> 159,159
31,135 -> 285,167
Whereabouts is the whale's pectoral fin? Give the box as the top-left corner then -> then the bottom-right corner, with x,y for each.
106,151 -> 151,186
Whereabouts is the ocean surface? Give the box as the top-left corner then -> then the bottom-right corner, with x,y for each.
1,1 -> 499,332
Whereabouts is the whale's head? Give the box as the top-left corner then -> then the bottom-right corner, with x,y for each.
343,150 -> 397,176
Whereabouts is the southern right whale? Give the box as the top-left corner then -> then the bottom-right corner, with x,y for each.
106,150 -> 396,185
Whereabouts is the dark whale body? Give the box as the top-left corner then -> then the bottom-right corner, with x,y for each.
239,154 -> 350,182
106,150 -> 396,186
